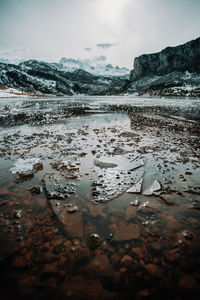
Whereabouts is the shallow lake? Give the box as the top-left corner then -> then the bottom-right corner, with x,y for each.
0,95 -> 200,299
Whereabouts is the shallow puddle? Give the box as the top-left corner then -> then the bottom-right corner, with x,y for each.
0,96 -> 200,299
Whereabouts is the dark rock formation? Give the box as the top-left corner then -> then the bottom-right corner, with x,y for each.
129,37 -> 200,97
131,37 -> 200,80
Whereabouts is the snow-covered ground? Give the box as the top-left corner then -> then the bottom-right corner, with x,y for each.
0,87 -> 28,98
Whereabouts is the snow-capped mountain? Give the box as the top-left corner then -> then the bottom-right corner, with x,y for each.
0,59 -> 130,96
56,57 -> 130,77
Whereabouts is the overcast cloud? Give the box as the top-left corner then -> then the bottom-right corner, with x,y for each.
97,43 -> 117,49
0,0 -> 199,68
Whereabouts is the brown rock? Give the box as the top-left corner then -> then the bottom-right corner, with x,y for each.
164,248 -> 181,261
61,212 -> 83,238
118,248 -> 126,255
120,255 -> 133,266
42,261 -> 58,273
88,203 -> 103,217
109,224 -> 117,232
60,276 -> 103,298
35,251 -> 59,263
18,276 -> 37,295
85,253 -> 113,277
64,240 -> 72,248
111,253 -> 121,265
59,255 -> 68,266
65,244 -> 90,262
114,223 -> 140,241
131,247 -> 147,259
109,208 -> 124,218
179,274 -> 197,290
160,194 -> 176,205
125,206 -> 136,221
119,267 -> 127,273
137,289 -> 150,298
13,256 -> 29,268
145,263 -> 163,277
33,162 -> 43,172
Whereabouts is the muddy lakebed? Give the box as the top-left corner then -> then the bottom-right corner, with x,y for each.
0,95 -> 200,299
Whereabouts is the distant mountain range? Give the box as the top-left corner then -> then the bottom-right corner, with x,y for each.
0,59 -> 130,96
0,37 -> 200,97
58,58 -> 130,77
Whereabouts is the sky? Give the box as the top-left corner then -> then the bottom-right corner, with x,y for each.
0,0 -> 200,68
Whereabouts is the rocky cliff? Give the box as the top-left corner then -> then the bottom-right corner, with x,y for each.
131,37 -> 200,80
128,37 -> 200,96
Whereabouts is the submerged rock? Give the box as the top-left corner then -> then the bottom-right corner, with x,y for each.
88,233 -> 101,249
114,223 -> 140,241
29,186 -> 42,195
67,206 -> 78,213
84,253 -> 113,277
61,212 -> 83,238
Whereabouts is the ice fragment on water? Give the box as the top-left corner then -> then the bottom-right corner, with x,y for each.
10,158 -> 40,174
129,160 -> 145,171
143,180 -> 161,196
127,178 -> 143,194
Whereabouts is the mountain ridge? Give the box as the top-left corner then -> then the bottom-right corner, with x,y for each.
0,37 -> 200,97
128,37 -> 200,96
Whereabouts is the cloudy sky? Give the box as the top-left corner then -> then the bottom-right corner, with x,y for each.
0,0 -> 199,68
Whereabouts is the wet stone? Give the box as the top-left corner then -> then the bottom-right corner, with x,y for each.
126,206 -> 137,221
13,209 -> 22,219
88,233 -> 101,249
29,186 -> 42,195
160,193 -> 176,205
61,211 -> 83,238
131,247 -> 147,259
179,274 -> 198,291
18,276 -> 37,295
145,263 -> 163,277
114,223 -> 140,241
67,205 -> 78,213
84,253 -> 113,277
120,255 -> 133,266
163,248 -> 181,261
59,276 -> 103,299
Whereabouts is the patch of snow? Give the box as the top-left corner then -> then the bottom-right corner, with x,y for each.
58,57 -> 130,77
0,88 -> 27,98
10,157 -> 40,174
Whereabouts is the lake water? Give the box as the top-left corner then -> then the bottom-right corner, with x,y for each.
0,95 -> 200,299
